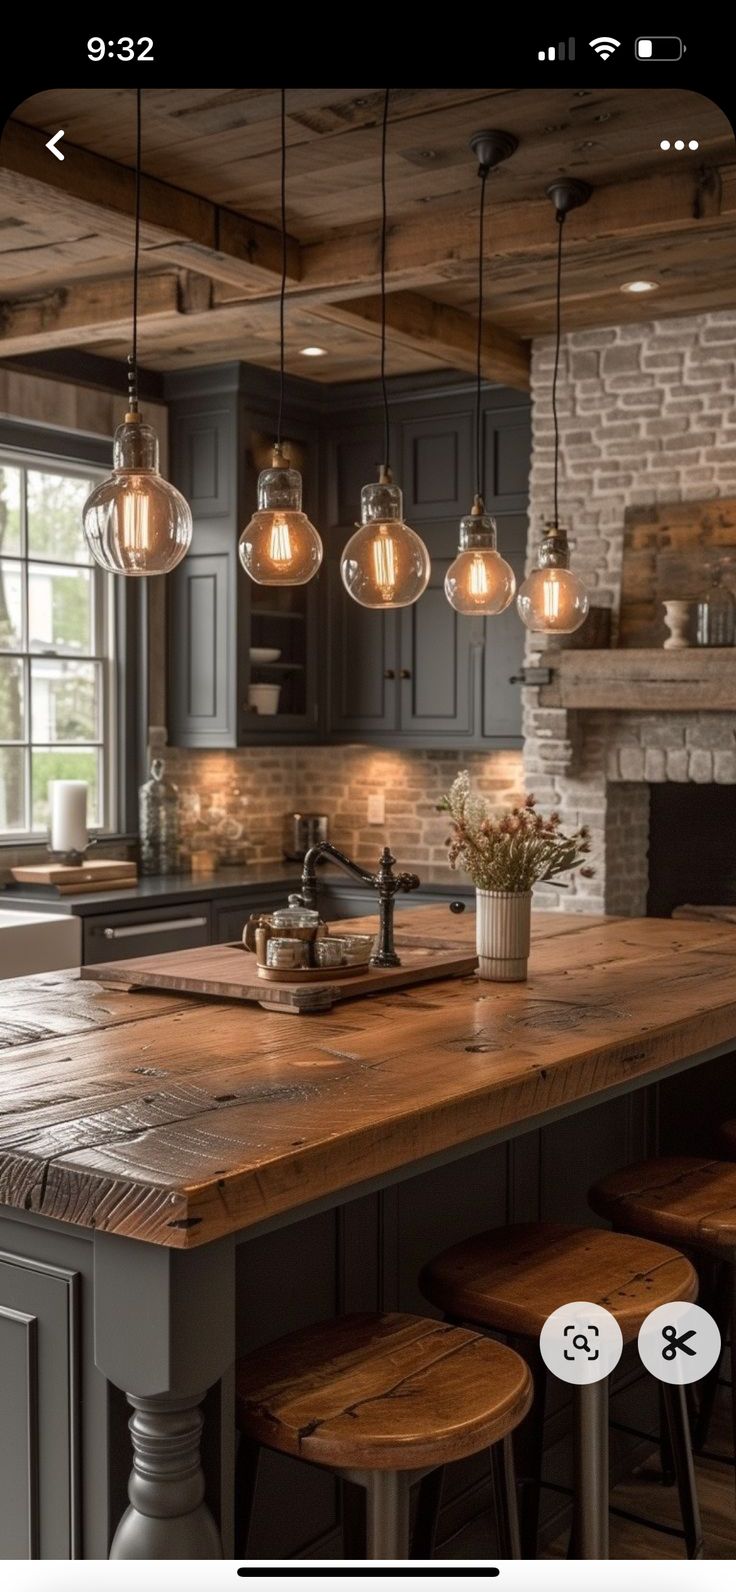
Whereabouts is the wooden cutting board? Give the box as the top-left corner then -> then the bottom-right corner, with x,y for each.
82,940 -> 478,1013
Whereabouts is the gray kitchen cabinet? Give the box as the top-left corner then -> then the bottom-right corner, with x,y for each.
0,1250 -> 79,1558
83,904 -> 211,964
166,365 -> 321,749
166,365 -> 529,751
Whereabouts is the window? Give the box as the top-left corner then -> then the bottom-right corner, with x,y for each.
0,453 -> 116,838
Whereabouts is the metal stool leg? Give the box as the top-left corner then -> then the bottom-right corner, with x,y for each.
411,1467 -> 444,1559
491,1433 -> 522,1558
363,1471 -> 411,1560
693,1259 -> 730,1452
234,1435 -> 260,1559
511,1336 -> 547,1558
573,1379 -> 609,1559
661,1383 -> 703,1558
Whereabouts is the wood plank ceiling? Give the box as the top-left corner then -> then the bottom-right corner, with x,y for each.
0,86 -> 734,388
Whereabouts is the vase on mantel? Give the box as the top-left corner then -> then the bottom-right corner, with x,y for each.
476,889 -> 532,982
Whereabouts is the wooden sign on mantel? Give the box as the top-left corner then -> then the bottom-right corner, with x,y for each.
82,940 -> 478,1013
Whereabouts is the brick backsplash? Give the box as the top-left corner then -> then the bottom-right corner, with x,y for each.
159,745 -> 524,871
524,309 -> 736,914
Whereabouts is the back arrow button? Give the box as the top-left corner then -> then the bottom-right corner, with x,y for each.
46,131 -> 65,161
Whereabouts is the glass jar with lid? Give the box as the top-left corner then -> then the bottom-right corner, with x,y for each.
696,562 -> 736,647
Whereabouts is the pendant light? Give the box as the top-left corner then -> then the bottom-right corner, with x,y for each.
340,89 -> 431,610
239,90 -> 323,586
83,90 -> 192,576
445,131 -> 517,616
516,179 -> 591,634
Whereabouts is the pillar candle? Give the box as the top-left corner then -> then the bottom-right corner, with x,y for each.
50,781 -> 88,855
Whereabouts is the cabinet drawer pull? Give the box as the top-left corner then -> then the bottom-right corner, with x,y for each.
399,668 -> 412,680
102,916 -> 208,941
384,668 -> 396,680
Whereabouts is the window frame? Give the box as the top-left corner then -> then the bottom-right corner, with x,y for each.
0,424 -> 142,844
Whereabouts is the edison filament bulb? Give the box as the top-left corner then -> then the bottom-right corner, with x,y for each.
445,498 -> 515,615
340,468 -> 431,609
83,414 -> 192,575
516,524 -> 589,634
239,447 -> 323,586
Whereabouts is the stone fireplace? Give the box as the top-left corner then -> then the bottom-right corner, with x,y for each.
522,309 -> 736,916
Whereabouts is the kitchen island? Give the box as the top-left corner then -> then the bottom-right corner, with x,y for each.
1,905 -> 736,1559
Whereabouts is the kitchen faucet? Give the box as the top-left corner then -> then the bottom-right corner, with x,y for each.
299,842 -> 420,967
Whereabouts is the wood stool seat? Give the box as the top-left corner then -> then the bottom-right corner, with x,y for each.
420,1221 -> 698,1342
589,1156 -> 736,1255
235,1310 -> 532,1472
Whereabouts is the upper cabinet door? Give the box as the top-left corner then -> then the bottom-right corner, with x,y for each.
326,558 -> 400,736
168,550 -> 237,747
170,403 -> 236,520
483,402 -> 531,515
399,556 -> 478,738
400,411 -> 473,521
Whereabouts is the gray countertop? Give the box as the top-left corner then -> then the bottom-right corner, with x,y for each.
1,860 -> 472,916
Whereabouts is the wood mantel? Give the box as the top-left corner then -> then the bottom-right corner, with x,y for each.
539,647 -> 736,710
1,907 -> 736,1250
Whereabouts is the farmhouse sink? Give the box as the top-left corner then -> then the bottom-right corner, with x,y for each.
0,909 -> 82,979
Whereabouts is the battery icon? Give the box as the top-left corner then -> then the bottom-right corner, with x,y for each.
636,36 -> 685,60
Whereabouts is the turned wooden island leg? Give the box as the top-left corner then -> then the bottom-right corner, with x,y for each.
93,1231 -> 235,1559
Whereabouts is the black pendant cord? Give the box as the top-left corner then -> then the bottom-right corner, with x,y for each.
551,210 -> 565,529
128,86 -> 142,413
475,165 -> 489,505
380,86 -> 390,472
276,86 -> 287,452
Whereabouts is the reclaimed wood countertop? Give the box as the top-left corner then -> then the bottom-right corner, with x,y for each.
1,907 -> 736,1250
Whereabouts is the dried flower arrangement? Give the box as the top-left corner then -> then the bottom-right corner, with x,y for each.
440,771 -> 594,894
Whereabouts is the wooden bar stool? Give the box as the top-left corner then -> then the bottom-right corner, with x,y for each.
420,1222 -> 700,1560
590,1155 -> 736,1464
235,1311 -> 533,1560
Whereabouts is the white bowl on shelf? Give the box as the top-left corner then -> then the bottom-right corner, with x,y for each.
249,647 -> 281,664
248,682 -> 281,715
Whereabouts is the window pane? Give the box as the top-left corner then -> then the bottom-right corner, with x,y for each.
27,470 -> 95,564
0,559 -> 23,651
31,658 -> 99,743
0,466 -> 22,556
0,656 -> 25,741
28,563 -> 93,655
0,746 -> 26,831
32,747 -> 100,831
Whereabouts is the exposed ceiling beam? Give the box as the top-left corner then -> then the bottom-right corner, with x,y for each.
313,291 -> 530,390
0,272 -> 217,357
0,121 -> 300,294
301,164 -> 736,296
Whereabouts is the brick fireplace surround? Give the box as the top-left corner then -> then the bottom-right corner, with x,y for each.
525,309 -> 736,916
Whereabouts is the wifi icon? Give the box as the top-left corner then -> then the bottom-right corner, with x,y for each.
589,35 -> 621,59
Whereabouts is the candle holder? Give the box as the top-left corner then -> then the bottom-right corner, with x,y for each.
46,838 -> 98,869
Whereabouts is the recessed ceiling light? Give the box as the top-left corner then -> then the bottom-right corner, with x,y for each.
620,279 -> 660,294
299,345 -> 327,357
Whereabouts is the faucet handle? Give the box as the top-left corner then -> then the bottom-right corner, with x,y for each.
398,871 -> 421,893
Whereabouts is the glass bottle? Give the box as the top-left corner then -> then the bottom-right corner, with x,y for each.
696,564 -> 736,647
139,758 -> 180,876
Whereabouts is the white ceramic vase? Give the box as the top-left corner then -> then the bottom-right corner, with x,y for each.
476,889 -> 532,981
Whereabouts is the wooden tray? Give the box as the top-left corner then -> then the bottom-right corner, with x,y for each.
82,940 -> 478,1013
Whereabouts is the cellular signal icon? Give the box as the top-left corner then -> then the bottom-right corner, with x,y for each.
589,36 -> 621,60
538,38 -> 576,61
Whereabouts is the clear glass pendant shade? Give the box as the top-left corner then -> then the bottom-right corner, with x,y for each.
340,470 -> 431,609
516,524 -> 589,634
83,416 -> 192,576
445,501 -> 516,615
239,449 -> 323,586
